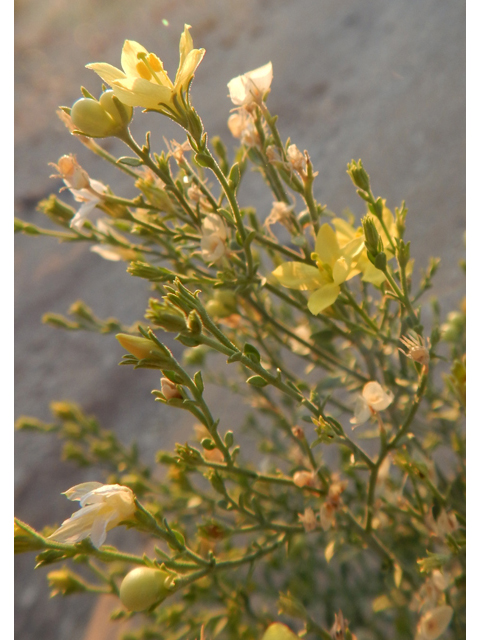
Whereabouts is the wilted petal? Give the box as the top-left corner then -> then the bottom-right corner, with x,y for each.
227,62 -> 273,106
416,606 -> 453,640
350,396 -> 371,427
363,381 -> 394,411
63,482 -> 104,501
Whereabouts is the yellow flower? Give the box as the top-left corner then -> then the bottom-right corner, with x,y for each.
86,25 -> 205,113
272,223 -> 363,314
48,482 -> 136,548
331,203 -> 398,287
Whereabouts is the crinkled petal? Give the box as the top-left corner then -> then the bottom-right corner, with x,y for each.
112,77 -> 172,109
350,396 -> 371,426
314,224 -> 341,266
228,62 -> 273,106
307,283 -> 340,314
121,40 -> 149,77
49,507 -> 99,544
90,517 -> 109,548
70,200 -> 102,231
63,482 -> 104,502
86,62 -> 126,86
272,262 -> 324,291
202,214 -> 227,239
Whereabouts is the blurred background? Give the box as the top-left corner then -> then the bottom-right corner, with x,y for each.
15,0 -> 465,638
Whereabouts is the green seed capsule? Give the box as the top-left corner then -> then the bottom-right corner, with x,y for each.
99,90 -> 133,127
119,567 -> 170,612
70,97 -> 117,138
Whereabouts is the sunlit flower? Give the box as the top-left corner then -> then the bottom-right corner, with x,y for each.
412,570 -> 450,612
350,381 -> 394,427
272,223 -> 364,314
227,109 -> 260,147
50,154 -> 90,191
415,605 -> 453,640
227,62 -> 273,106
428,508 -> 459,539
200,214 -> 228,263
298,507 -> 317,532
399,332 -> 430,368
265,201 -> 296,234
331,206 -> 399,287
286,144 -> 307,175
320,475 -> 347,530
292,470 -> 317,488
48,482 -> 136,548
194,424 -> 224,462
68,180 -> 109,231
87,25 -> 205,113
90,220 -> 139,261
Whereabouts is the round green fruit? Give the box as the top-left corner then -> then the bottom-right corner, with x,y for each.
120,567 -> 170,612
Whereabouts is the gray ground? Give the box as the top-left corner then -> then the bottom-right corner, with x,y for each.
15,1 -> 465,638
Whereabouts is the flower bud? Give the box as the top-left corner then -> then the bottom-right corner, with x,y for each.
160,377 -> 182,400
347,159 -> 370,192
70,97 -> 119,138
47,568 -> 87,597
362,216 -> 381,256
116,334 -> 155,360
187,309 -> 203,335
120,567 -> 171,611
374,252 -> 387,272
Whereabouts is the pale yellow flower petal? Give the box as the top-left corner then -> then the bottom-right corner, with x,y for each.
272,262 -> 324,291
332,217 -> 359,245
314,224 -> 341,265
358,254 -> 386,286
175,48 -> 206,90
341,235 -> 364,261
178,24 -> 194,72
332,257 -> 349,285
121,40 -> 150,77
86,62 -> 126,86
307,283 -> 340,314
112,77 -> 173,109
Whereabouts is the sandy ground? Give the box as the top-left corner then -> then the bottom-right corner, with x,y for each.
15,1 -> 465,638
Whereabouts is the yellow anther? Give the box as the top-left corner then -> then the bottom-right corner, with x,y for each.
147,53 -> 163,72
136,60 -> 152,80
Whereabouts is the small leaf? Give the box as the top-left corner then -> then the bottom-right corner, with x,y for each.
117,156 -> 144,167
246,375 -> 268,388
